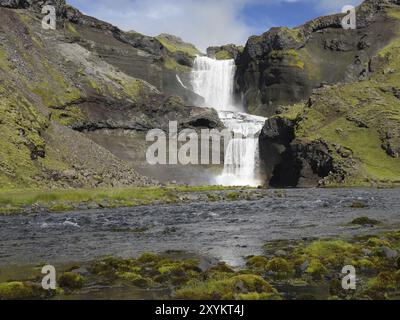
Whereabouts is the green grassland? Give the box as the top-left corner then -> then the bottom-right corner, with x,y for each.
0,185 -> 255,215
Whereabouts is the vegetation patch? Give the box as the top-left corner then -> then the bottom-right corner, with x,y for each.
0,186 -> 258,215
2,228 -> 400,300
351,217 -> 381,226
215,50 -> 233,60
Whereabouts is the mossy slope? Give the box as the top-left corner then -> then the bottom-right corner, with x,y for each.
261,5 -> 400,187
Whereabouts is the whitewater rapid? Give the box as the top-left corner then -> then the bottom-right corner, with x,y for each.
191,56 -> 265,186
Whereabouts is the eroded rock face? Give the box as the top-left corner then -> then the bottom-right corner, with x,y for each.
0,3 -> 216,188
260,116 -> 346,187
207,44 -> 244,60
235,0 -> 399,116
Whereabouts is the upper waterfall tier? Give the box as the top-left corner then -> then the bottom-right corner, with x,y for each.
191,56 -> 241,112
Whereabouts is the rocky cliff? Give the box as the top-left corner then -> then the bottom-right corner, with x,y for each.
236,0 -> 400,117
0,0 -> 219,189
258,0 -> 400,187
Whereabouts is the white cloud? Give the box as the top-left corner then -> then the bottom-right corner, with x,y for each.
77,0 -> 256,52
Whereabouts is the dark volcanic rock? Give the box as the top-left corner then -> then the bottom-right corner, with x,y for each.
207,44 -> 244,60
71,95 -> 222,133
260,118 -> 337,187
236,0 -> 400,116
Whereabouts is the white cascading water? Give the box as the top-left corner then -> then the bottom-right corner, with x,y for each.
191,56 -> 266,186
191,57 -> 237,112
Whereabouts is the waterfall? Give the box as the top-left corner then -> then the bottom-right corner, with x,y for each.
216,111 -> 265,186
191,56 -> 266,187
191,56 -> 239,112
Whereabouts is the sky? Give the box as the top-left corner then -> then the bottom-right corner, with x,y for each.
68,0 -> 364,52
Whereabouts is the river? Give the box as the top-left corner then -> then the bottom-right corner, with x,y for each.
1,188 -> 399,268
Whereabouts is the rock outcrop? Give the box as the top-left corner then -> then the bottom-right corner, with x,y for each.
259,9 -> 400,188
207,44 -> 244,60
252,0 -> 400,187
236,0 -> 400,117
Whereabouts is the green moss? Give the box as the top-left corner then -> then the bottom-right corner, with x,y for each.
174,275 -> 281,300
282,27 -> 304,43
269,49 -> 305,69
276,103 -> 306,121
156,35 -> 199,71
156,36 -> 200,57
364,272 -> 398,299
215,50 -> 233,60
0,82 -> 49,189
32,82 -> 80,108
367,237 -> 392,248
116,272 -> 154,288
0,282 -> 40,300
226,192 -> 241,200
302,240 -> 360,268
163,56 -> 191,72
51,104 -> 85,126
0,187 -> 172,213
106,75 -> 144,101
356,258 -> 375,271
205,262 -> 236,280
266,258 -> 292,274
88,79 -> 102,93
137,252 -> 162,264
246,256 -> 269,270
66,23 -> 79,36
351,217 -> 381,226
296,81 -> 400,186
58,272 -> 84,290
305,259 -> 328,279
0,48 -> 11,70
386,7 -> 400,22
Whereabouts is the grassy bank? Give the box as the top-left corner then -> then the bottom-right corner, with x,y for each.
0,186 -> 256,215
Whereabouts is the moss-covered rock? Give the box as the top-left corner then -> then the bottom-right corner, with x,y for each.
173,275 -> 281,300
351,217 -> 381,226
58,272 -> 84,290
0,282 -> 44,300
246,256 -> 269,270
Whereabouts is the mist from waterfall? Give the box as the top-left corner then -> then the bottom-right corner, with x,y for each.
191,56 -> 265,187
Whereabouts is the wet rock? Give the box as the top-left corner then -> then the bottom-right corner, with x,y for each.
275,250 -> 287,257
350,201 -> 368,209
362,248 -> 373,257
351,217 -> 380,226
380,247 -> 398,259
300,260 -> 310,273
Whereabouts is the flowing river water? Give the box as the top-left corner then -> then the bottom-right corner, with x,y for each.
1,188 -> 400,268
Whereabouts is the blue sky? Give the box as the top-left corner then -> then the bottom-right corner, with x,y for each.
68,0 -> 363,51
